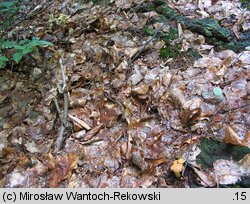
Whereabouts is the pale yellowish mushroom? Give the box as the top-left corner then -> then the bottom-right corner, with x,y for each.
170,158 -> 186,178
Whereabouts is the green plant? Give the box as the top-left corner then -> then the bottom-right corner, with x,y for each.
0,37 -> 53,69
240,0 -> 250,9
0,54 -> 8,68
0,0 -> 20,30
159,28 -> 180,59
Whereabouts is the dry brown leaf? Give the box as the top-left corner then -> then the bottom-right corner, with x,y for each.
45,153 -> 57,170
169,88 -> 186,107
180,98 -> 202,126
100,107 -> 117,127
192,167 -> 216,187
148,157 -> 166,168
213,160 -> 241,185
238,153 -> 250,172
80,124 -> 103,141
131,149 -> 148,171
194,57 -> 222,68
131,84 -> 149,95
223,126 -> 248,147
48,153 -> 78,187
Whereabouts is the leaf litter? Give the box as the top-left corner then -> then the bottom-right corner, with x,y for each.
0,0 -> 249,187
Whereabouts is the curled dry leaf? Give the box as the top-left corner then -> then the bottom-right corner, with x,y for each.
169,88 -> 186,107
194,57 -> 222,68
25,141 -> 39,153
48,153 -> 78,187
6,170 -> 37,188
148,157 -> 166,169
223,125 -> 249,147
212,153 -> 250,186
131,84 -> 149,95
128,72 -> 144,86
213,160 -> 242,185
131,149 -> 149,171
180,98 -> 202,126
5,160 -> 47,188
182,144 -> 201,166
238,153 -> 250,171
192,167 -> 216,187
45,153 -> 57,170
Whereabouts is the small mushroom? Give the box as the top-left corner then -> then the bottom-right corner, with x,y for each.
170,158 -> 186,178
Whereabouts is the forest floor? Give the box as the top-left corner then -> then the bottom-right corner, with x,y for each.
0,0 -> 250,187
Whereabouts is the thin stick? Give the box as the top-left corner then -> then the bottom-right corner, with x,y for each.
53,98 -> 62,122
130,13 -> 179,63
131,31 -> 158,62
182,134 -> 193,176
54,58 -> 69,153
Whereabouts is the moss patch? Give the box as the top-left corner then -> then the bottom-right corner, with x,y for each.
197,138 -> 250,168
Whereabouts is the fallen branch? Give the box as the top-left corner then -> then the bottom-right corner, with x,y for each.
53,98 -> 62,122
54,58 -> 69,154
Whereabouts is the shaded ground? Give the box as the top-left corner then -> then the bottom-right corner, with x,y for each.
0,0 -> 249,187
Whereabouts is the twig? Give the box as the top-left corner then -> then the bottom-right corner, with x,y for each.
223,52 -> 244,76
182,134 -> 193,176
54,58 -> 69,153
131,30 -> 158,62
221,103 -> 250,114
130,13 -> 179,63
53,98 -> 62,122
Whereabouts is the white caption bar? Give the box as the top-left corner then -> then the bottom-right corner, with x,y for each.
0,189 -> 249,204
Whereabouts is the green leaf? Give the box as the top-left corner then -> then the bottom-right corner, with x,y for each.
0,55 -> 8,68
30,38 -> 53,46
0,55 -> 8,60
19,39 -> 30,45
0,8 -> 10,12
0,1 -> 17,9
0,39 -> 16,48
213,87 -> 223,97
28,111 -> 40,119
144,27 -> 155,36
12,44 -> 24,50
13,52 -> 23,63
22,46 -> 33,55
0,37 -> 53,65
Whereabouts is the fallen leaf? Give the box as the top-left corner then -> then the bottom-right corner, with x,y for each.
180,98 -> 202,126
223,126 -> 248,147
192,167 -> 216,187
131,149 -> 148,171
213,160 -> 242,185
169,88 -> 186,107
48,153 -> 78,187
25,141 -> 39,153
131,84 -> 149,95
